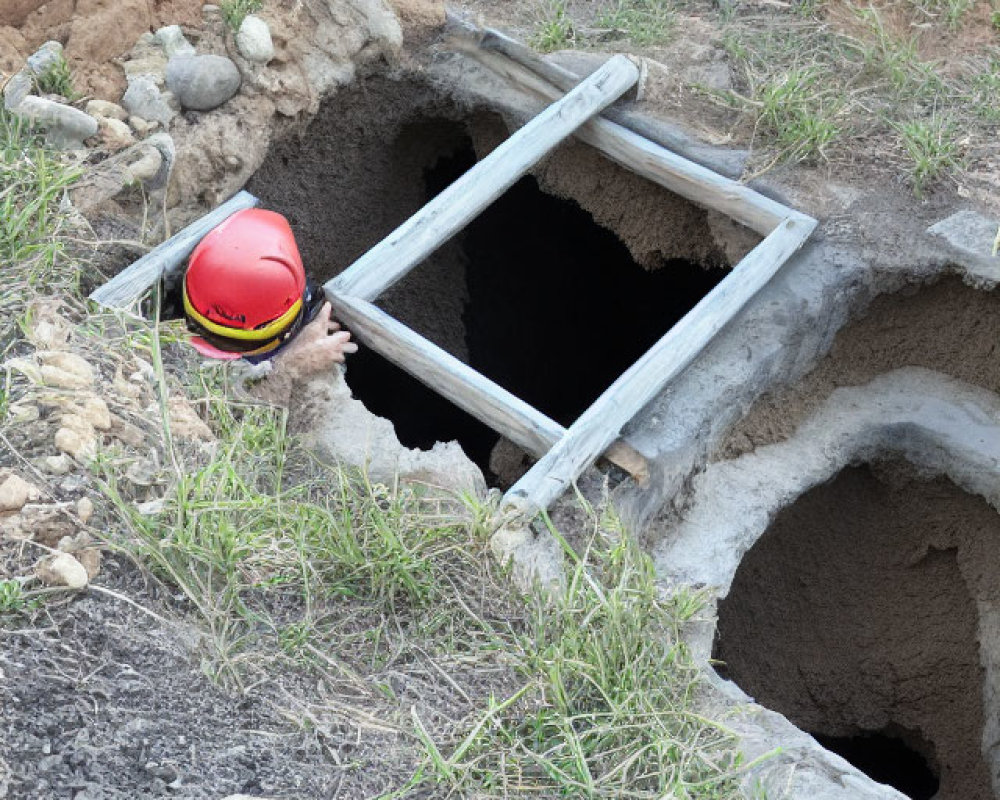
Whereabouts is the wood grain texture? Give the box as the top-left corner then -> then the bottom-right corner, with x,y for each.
503,216 -> 818,515
326,55 -> 640,302
452,45 -> 794,235
89,191 -> 259,309
328,291 -> 650,479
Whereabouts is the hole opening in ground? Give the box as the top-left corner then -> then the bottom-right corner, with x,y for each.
248,77 -> 734,483
713,463 -> 996,800
813,729 -> 940,800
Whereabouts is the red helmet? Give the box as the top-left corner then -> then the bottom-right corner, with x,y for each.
183,208 -> 307,359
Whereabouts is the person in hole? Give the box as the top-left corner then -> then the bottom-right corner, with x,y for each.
182,208 -> 357,377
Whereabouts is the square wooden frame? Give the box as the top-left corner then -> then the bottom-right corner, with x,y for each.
90,53 -> 816,516
324,55 -> 817,514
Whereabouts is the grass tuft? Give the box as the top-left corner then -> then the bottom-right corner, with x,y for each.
396,506 -> 752,798
0,580 -> 26,614
0,106 -> 80,353
896,115 -> 961,196
33,53 -> 79,100
755,67 -> 842,162
103,371 -> 501,688
220,0 -> 263,31
595,0 -> 675,46
530,0 -> 575,52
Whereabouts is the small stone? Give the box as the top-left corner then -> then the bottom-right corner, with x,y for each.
29,316 -> 71,348
77,548 -> 102,580
132,358 -> 156,381
43,454 -> 73,475
165,54 -> 241,111
155,25 -> 196,58
135,498 -> 165,515
38,351 -> 95,389
167,396 -> 214,441
76,497 -> 94,524
3,70 -> 32,111
57,531 -> 91,552
97,116 -> 135,151
0,475 -> 34,512
125,452 -> 160,486
37,552 -> 89,590
122,54 -> 169,84
55,427 -> 97,462
124,147 -> 163,184
4,356 -> 42,384
109,414 -> 146,448
77,396 -> 111,431
236,15 -> 274,64
13,96 -> 98,149
26,40 -> 63,77
61,412 -> 96,437
128,115 -> 157,135
86,99 -> 128,121
40,365 -> 89,389
9,403 -> 39,423
928,210 -> 1000,261
122,75 -> 178,126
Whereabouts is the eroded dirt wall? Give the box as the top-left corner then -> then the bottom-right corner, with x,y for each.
247,75 -> 476,358
534,140 -> 756,269
716,464 -> 997,800
721,277 -> 1000,458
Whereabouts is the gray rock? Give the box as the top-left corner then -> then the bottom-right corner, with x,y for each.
236,15 -> 274,64
155,25 -> 195,58
165,54 -> 241,111
3,70 -> 32,110
122,75 -> 179,125
26,40 -> 63,77
13,96 -> 98,149
128,115 -> 157,136
96,116 -> 135,151
121,54 -> 169,85
134,132 -> 174,188
928,209 -> 1000,261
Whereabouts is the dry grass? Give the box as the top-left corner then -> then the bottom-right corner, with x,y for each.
0,107 -> 83,357
527,0 -> 998,192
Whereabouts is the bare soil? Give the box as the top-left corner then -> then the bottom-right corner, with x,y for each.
716,463 -> 996,800
1,553 -> 420,800
720,276 -> 1000,459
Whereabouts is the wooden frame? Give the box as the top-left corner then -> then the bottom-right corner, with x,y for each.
325,50 -> 816,516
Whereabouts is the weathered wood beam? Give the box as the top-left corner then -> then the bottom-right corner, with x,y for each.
503,216 -> 817,516
328,291 -> 649,481
453,45 -> 795,235
326,54 -> 641,302
445,13 -> 747,178
89,191 -> 259,310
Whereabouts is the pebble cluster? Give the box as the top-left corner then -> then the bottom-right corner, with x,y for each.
1,15 -> 273,152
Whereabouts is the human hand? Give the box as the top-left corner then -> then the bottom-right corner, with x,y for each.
273,301 -> 358,378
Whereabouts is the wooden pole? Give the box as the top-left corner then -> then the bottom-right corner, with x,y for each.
453,45 -> 796,236
502,216 -> 817,515
326,54 -> 640,302
328,291 -> 649,480
89,191 -> 259,309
